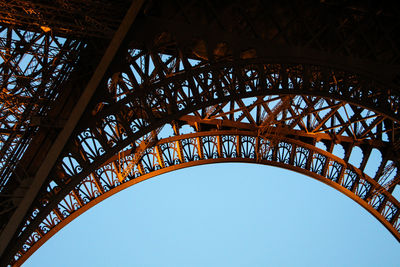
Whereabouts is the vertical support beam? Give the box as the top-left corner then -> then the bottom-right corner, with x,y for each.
113,161 -> 122,183
172,121 -> 180,136
375,157 -> 389,182
321,155 -> 330,177
305,150 -> 313,171
0,0 -> 146,262
137,162 -> 145,176
71,189 -> 83,208
337,164 -> 346,187
350,173 -> 361,193
236,135 -> 241,158
196,137 -> 204,159
217,135 -> 223,158
359,147 -> 372,172
255,136 -> 261,162
289,144 -> 296,165
176,140 -> 185,163
155,145 -> 165,168
91,173 -> 105,195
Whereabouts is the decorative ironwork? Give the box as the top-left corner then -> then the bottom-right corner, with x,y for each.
1,0 -> 400,266
8,130 -> 400,265
0,27 -> 82,191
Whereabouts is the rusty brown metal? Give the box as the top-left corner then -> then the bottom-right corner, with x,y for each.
1,0 -> 400,266
11,130 -> 400,266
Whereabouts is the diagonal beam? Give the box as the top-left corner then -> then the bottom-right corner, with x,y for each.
288,96 -> 321,129
311,104 -> 342,133
236,97 -> 266,122
359,116 -> 385,139
261,96 -> 292,126
0,0 -> 146,260
235,98 -> 257,125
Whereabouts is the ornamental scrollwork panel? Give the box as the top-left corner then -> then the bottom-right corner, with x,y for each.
181,138 -> 201,162
294,147 -> 309,169
76,176 -> 102,204
240,135 -> 256,159
355,179 -> 372,200
119,154 -> 142,180
56,191 -> 82,220
221,135 -> 237,158
258,138 -> 274,161
38,211 -> 61,235
61,153 -> 83,177
382,202 -> 398,222
140,147 -> 162,173
276,142 -> 292,164
326,161 -> 342,183
101,115 -> 128,148
202,135 -> 219,159
371,193 -> 386,211
76,129 -> 106,163
310,153 -> 327,176
160,142 -> 181,167
341,169 -> 358,191
96,164 -> 120,192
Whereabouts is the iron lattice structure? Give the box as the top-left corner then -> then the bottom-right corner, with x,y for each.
0,0 -> 400,265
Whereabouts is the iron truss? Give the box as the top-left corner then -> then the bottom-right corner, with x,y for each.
1,0 -> 400,266
0,0 -> 131,38
0,26 -> 83,222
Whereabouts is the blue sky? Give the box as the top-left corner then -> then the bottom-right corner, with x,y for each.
24,163 -> 399,267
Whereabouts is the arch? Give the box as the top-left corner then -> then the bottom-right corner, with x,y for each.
13,130 -> 400,265
3,2 -> 400,266
9,51 -> 400,265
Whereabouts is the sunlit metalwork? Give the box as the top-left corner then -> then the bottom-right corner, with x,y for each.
1,0 -> 400,266
13,129 -> 400,263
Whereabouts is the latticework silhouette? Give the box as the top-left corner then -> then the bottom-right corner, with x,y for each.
1,1 -> 400,265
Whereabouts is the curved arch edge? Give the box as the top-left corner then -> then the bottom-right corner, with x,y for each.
16,157 -> 400,266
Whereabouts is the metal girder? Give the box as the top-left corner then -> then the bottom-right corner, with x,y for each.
4,46 -> 400,265
7,90 -> 400,265
0,0 -> 146,264
129,0 -> 400,88
0,26 -> 83,192
0,0 -> 400,265
0,0 -> 130,38
9,129 -> 400,265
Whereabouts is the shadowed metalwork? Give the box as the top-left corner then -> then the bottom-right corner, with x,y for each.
0,1 -> 400,266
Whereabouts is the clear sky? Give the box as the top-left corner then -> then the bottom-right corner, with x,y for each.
23,163 -> 399,267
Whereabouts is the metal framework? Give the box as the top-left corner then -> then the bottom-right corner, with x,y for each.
1,0 -> 400,266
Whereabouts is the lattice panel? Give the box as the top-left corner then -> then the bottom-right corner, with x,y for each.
0,26 -> 82,190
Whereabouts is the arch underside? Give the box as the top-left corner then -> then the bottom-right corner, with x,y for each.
15,130 -> 400,265
2,1 -> 400,266
9,44 -> 400,264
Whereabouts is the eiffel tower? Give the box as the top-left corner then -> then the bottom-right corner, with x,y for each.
1,1 -> 400,265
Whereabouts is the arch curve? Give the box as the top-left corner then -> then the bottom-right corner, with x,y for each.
3,2 -> 400,266
9,50 -> 400,265
14,130 -> 400,265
